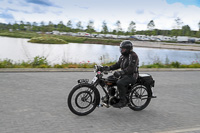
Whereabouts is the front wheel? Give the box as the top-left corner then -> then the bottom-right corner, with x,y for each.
128,85 -> 152,111
67,83 -> 99,116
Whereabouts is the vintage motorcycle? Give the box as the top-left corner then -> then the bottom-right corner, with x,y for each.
67,65 -> 156,116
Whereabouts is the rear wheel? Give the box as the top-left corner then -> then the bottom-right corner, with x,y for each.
68,84 -> 98,116
128,85 -> 152,111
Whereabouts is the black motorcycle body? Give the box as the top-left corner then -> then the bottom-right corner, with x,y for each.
68,65 -> 156,116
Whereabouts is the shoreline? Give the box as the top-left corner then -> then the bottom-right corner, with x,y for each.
132,41 -> 200,51
1,35 -> 200,51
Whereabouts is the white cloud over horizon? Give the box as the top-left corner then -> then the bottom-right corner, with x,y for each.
0,0 -> 200,31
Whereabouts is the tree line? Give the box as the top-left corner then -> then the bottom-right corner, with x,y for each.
0,17 -> 200,37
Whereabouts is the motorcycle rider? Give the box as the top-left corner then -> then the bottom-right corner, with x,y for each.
102,40 -> 139,108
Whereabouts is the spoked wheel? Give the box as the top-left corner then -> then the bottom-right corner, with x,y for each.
68,84 -> 98,116
75,91 -> 92,109
128,85 -> 152,111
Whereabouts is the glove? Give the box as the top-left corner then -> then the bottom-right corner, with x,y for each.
113,71 -> 124,78
100,66 -> 110,71
103,66 -> 110,71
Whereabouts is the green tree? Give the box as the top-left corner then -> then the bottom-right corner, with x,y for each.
115,20 -> 122,34
86,20 -> 95,33
19,21 -> 25,31
0,23 -> 7,30
76,21 -> 83,31
112,29 -> 117,35
182,25 -> 191,36
101,20 -> 108,34
40,21 -> 45,32
171,29 -> 180,36
66,20 -> 72,28
198,21 -> 200,31
25,22 -> 32,31
7,23 -> 12,30
32,22 -> 39,31
151,29 -> 158,36
196,31 -> 200,38
64,20 -> 72,32
57,21 -> 66,31
47,21 -> 54,32
128,21 -> 136,34
175,17 -> 183,29
147,20 -> 155,31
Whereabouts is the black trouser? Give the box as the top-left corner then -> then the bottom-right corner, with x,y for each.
116,75 -> 136,99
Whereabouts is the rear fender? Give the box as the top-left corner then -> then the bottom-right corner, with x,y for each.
131,83 -> 153,98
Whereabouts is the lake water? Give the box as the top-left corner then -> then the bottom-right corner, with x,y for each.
0,36 -> 200,66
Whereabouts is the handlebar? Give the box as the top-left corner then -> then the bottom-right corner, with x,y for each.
94,65 -> 110,75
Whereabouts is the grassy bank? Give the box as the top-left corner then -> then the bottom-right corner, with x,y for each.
0,57 -> 103,68
1,56 -> 200,68
0,31 -> 39,38
140,61 -> 200,68
0,31 -> 121,45
28,36 -> 67,44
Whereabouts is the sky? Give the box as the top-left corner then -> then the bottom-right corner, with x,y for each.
0,0 -> 200,31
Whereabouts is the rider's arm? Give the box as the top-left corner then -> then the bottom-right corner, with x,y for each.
109,56 -> 122,70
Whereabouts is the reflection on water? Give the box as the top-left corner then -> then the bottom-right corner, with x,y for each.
0,36 -> 200,66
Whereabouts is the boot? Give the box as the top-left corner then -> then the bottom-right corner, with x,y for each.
112,97 -> 127,108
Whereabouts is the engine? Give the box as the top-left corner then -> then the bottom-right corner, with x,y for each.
108,86 -> 117,96
108,87 -> 120,105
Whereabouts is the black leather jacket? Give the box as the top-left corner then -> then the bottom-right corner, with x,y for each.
110,51 -> 139,77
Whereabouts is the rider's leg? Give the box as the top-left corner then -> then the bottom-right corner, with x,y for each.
113,75 -> 136,107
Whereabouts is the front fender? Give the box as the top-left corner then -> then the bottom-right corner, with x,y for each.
78,83 -> 100,106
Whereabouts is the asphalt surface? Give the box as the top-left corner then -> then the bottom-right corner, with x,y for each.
0,71 -> 200,133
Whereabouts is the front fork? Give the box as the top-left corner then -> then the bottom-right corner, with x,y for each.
93,79 -> 111,108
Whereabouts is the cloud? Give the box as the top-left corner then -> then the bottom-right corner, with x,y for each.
3,7 -> 44,14
0,12 -> 14,22
52,10 -> 63,15
4,8 -> 28,14
7,0 -> 13,4
0,0 -> 200,30
136,9 -> 144,14
24,0 -> 56,7
74,4 -> 89,9
5,8 -> 19,12
0,12 -> 14,19
32,6 -> 47,14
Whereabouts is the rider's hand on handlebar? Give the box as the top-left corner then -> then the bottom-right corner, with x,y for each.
100,66 -> 110,72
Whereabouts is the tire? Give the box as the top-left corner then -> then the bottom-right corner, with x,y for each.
67,83 -> 99,116
128,84 -> 152,111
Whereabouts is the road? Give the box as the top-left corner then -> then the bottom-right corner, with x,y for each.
0,71 -> 200,133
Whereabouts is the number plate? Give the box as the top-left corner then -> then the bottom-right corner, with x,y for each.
77,79 -> 89,84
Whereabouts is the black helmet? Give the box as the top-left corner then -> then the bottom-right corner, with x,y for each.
120,40 -> 133,55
